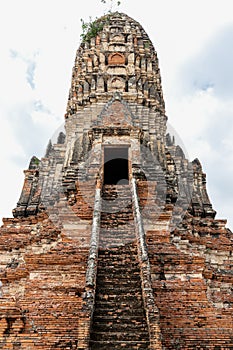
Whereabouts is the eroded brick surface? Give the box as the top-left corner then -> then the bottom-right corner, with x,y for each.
0,214 -> 89,349
0,11 -> 232,350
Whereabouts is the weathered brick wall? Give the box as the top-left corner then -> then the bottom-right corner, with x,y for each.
1,10 -> 232,349
136,179 -> 233,348
0,211 -> 90,348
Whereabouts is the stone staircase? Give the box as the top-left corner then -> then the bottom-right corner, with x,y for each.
89,185 -> 150,349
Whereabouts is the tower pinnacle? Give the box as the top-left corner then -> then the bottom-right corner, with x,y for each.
65,12 -> 165,119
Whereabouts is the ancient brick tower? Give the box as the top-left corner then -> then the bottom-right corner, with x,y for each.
0,12 -> 232,350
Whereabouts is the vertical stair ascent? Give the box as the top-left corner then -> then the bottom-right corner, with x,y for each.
89,184 -> 150,349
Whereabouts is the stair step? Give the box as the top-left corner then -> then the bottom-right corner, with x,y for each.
91,330 -> 149,341
97,258 -> 138,264
97,261 -> 138,268
99,238 -> 135,243
99,237 -> 135,241
101,210 -> 133,214
96,271 -> 140,277
92,315 -> 148,322
91,319 -> 148,332
100,228 -> 135,232
95,293 -> 143,300
99,238 -> 136,242
92,324 -> 148,334
89,340 -> 150,350
99,242 -> 136,248
96,284 -> 141,292
93,310 -> 146,318
95,291 -> 142,298
94,294 -> 144,303
101,222 -> 134,228
101,206 -> 133,210
98,251 -> 138,256
94,299 -> 144,309
99,232 -> 135,237
93,319 -> 147,326
98,249 -> 138,256
98,249 -> 137,254
96,280 -> 141,286
101,215 -> 134,220
95,271 -> 141,280
99,231 -> 135,235
96,267 -> 139,273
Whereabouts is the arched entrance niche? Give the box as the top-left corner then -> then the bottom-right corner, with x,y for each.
103,146 -> 129,185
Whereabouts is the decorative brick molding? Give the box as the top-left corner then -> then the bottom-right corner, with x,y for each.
0,11 -> 232,349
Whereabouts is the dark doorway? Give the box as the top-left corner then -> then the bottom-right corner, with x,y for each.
104,147 -> 129,185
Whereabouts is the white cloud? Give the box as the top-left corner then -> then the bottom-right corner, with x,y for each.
166,33 -> 233,229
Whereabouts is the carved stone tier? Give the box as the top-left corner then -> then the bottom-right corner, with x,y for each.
1,11 -> 232,349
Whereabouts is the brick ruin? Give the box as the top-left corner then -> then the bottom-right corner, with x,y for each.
0,12 -> 232,350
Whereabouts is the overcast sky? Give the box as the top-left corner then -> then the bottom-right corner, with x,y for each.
0,0 -> 232,230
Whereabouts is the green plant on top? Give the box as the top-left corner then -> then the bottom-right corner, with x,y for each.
80,0 -> 121,43
80,17 -> 106,43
